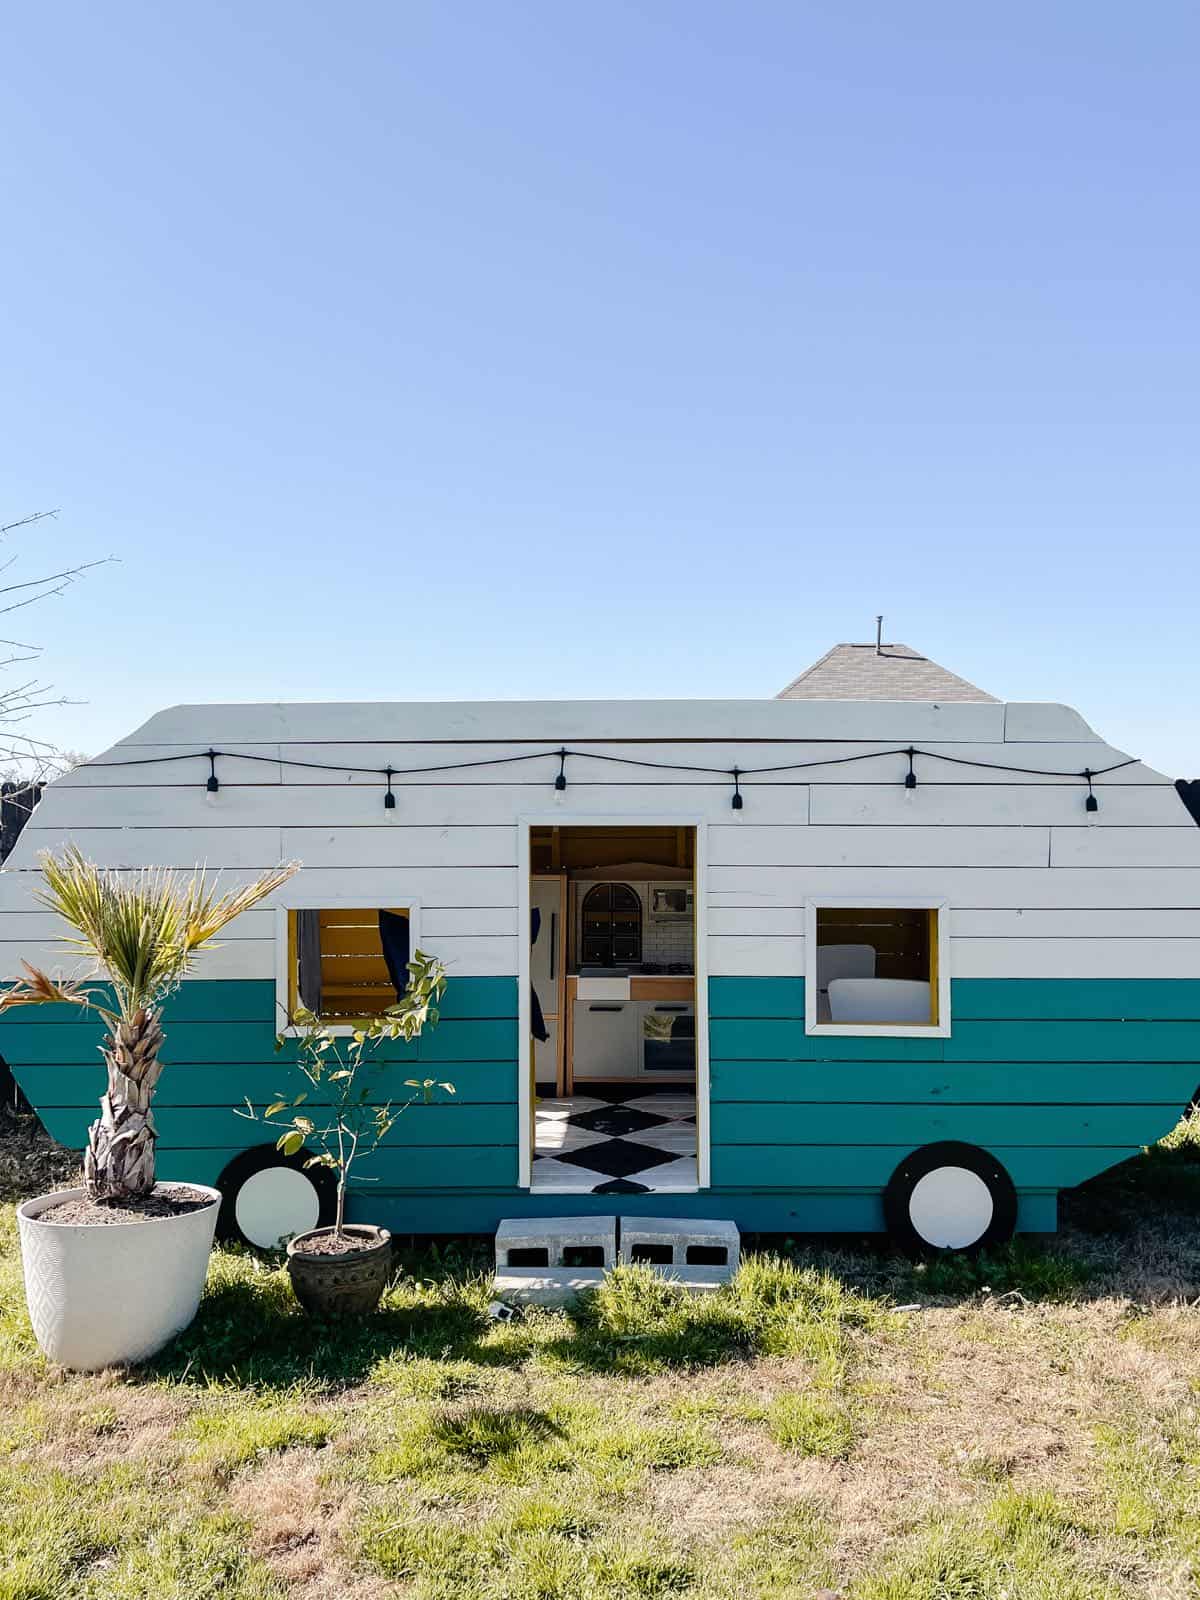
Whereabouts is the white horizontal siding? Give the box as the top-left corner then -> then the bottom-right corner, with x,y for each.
709,935 -> 805,977
939,908 -> 1200,939
810,783 -> 1187,828
0,938 -> 275,985
56,747 -> 284,787
0,866 -> 519,914
708,866 -> 1200,909
0,930 -> 518,985
951,937 -> 1200,980
15,822 -> 534,873
29,781 -> 810,830
708,906 -> 808,937
708,824 -> 1051,869
278,826 -> 518,869
120,697 -> 1013,746
708,933 -> 1200,979
1050,827 -> 1200,869
13,826 -> 284,870
709,905 -> 1200,940
64,738 -> 1152,792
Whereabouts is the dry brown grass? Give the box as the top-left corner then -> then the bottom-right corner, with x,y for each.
5,1127 -> 1200,1596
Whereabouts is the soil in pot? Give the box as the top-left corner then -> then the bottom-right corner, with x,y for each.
287,1224 -> 393,1317
40,1185 -> 215,1225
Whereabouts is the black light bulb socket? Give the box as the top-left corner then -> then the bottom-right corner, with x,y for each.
1084,770 -> 1098,812
904,748 -> 917,790
554,749 -> 568,791
206,751 -> 219,793
731,768 -> 744,810
384,768 -> 396,809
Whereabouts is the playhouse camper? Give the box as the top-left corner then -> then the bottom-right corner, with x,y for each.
2,641 -> 1198,1254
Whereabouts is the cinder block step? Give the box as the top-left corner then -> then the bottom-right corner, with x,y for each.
618,1216 -> 740,1280
494,1267 -> 607,1307
495,1215 -> 617,1271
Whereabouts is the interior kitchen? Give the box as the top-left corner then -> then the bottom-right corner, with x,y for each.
530,825 -> 698,1195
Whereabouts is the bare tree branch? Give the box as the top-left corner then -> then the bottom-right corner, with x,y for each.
0,513 -> 108,779
0,510 -> 59,537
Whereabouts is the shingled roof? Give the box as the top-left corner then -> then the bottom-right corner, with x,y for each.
777,643 -> 998,703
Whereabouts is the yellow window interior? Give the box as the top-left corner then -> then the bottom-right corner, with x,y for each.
815,906 -> 939,1026
288,907 -> 409,1021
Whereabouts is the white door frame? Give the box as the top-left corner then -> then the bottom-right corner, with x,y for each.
517,814 -> 709,1190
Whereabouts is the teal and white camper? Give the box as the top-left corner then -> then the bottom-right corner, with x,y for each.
3,641 -> 1198,1252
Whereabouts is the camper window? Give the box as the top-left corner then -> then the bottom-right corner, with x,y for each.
805,902 -> 950,1037
286,907 -> 412,1023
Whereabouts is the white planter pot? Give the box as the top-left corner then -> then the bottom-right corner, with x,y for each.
17,1184 -> 220,1371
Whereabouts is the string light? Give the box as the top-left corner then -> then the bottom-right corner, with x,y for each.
84,744 -> 1145,812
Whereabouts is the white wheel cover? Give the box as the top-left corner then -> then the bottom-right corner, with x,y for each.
234,1166 -> 321,1249
908,1166 -> 994,1250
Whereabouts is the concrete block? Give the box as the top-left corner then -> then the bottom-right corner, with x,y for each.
493,1268 -> 607,1307
495,1215 -> 617,1271
618,1216 -> 740,1277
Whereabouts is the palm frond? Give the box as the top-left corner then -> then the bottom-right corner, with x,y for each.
0,960 -> 94,1012
31,848 -> 299,1016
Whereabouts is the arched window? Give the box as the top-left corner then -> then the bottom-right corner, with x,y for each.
580,882 -> 642,968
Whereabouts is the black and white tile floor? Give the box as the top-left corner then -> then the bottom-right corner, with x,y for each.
533,1084 -> 697,1193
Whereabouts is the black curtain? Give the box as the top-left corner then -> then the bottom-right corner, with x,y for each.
530,907 -> 549,1043
296,909 -> 323,1014
378,910 -> 412,999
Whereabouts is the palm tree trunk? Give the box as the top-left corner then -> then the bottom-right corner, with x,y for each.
84,1007 -> 165,1201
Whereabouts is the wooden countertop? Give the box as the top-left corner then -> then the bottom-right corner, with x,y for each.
566,975 -> 694,1002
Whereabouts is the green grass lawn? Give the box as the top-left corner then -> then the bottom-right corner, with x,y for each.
4,1119 -> 1200,1599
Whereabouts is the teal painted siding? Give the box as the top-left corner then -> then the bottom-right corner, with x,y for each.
4,974 -> 1197,1235
2,977 -> 523,1211
706,976 -> 1200,1222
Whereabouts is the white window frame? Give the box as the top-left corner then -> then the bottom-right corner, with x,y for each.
273,881 -> 422,1038
805,897 -> 951,1039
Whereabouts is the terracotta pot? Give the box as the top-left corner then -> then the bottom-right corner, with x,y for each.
286,1224 -> 393,1316
17,1184 -> 220,1370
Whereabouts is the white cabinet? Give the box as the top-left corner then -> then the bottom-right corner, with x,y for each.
572,1000 -> 639,1080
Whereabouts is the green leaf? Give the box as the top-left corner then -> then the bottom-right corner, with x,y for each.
280,1130 -> 305,1157
264,1100 -> 288,1118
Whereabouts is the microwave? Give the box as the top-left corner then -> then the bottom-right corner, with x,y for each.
648,885 -> 693,922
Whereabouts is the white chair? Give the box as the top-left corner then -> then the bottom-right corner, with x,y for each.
828,978 -> 932,1025
815,944 -> 876,1023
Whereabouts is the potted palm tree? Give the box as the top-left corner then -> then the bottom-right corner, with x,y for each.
2,847 -> 297,1370
242,949 -> 452,1317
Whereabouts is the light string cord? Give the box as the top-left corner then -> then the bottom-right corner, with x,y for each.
81,742 -> 1147,815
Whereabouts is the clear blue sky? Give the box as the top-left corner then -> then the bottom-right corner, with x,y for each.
4,3 -> 1197,775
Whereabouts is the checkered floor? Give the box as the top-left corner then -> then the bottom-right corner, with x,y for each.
532,1084 -> 697,1193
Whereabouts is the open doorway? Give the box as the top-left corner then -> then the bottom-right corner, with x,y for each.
527,824 -> 700,1195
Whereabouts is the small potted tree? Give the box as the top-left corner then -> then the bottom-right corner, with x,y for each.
3,848 -> 297,1370
243,948 -> 452,1317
